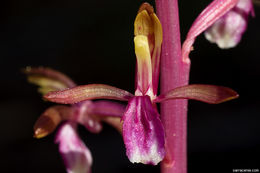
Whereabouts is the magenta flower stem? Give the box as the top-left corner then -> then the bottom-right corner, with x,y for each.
155,1 -> 191,173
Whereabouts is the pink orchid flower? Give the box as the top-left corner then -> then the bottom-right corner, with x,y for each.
24,67 -> 125,173
182,0 -> 240,62
44,3 -> 238,165
205,0 -> 254,48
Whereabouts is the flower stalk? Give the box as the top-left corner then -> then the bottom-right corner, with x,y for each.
155,0 -> 239,173
155,1 -> 190,173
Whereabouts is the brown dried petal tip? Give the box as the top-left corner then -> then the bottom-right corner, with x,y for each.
138,2 -> 154,14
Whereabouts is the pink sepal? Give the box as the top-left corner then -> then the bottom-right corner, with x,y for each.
155,84 -> 239,104
44,84 -> 133,104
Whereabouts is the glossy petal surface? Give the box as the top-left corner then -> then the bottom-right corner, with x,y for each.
56,123 -> 92,173
122,96 -> 165,165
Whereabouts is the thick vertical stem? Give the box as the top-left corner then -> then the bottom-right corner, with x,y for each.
155,1 -> 191,173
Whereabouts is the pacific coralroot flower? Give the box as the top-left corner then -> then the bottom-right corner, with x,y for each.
182,0 -> 240,62
205,0 -> 254,48
44,3 -> 239,165
24,67 -> 125,173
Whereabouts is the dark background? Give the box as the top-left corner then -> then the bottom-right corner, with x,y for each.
0,0 -> 259,172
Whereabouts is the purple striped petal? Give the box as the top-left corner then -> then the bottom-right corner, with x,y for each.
182,0 -> 238,62
56,122 -> 92,173
205,0 -> 254,48
122,96 -> 165,165
44,84 -> 133,104
155,84 -> 239,104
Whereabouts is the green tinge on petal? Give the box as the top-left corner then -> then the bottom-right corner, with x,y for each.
28,76 -> 68,95
23,67 -> 77,95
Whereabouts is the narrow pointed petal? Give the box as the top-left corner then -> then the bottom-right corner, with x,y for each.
56,123 -> 92,173
34,106 -> 75,138
155,84 -> 239,104
44,84 -> 133,104
135,3 -> 163,95
205,0 -> 254,48
182,0 -> 238,62
23,67 -> 76,95
122,96 -> 165,165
